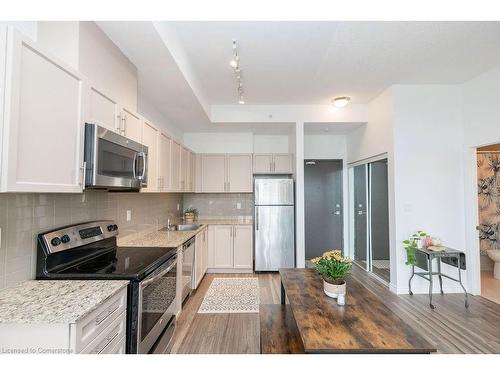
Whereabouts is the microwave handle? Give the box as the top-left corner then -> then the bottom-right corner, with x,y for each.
140,151 -> 147,181
132,152 -> 138,179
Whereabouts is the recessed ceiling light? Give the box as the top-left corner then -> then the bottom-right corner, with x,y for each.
229,59 -> 238,68
239,99 -> 245,105
332,96 -> 351,108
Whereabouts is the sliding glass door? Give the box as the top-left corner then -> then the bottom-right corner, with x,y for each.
353,164 -> 368,269
349,158 -> 390,283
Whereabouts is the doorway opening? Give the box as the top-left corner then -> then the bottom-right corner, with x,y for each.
304,160 -> 344,261
477,143 -> 500,304
349,157 -> 390,283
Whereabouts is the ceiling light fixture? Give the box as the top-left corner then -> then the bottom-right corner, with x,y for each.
332,96 -> 351,108
230,39 -> 245,104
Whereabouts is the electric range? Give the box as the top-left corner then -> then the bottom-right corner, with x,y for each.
36,220 -> 178,354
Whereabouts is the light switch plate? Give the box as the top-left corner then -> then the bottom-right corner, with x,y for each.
236,202 -> 242,209
177,203 -> 180,211
126,210 -> 132,222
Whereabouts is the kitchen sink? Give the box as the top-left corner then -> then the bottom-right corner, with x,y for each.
161,224 -> 202,232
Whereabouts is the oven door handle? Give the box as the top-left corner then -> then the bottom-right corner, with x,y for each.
141,257 -> 177,288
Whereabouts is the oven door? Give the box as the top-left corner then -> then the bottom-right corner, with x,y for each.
138,255 -> 177,354
84,123 -> 148,190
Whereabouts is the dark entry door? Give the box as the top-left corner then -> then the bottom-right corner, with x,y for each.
304,160 -> 343,260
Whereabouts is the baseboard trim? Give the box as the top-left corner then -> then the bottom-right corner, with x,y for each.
207,268 -> 254,274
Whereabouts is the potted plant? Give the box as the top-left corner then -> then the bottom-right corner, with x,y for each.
311,250 -> 352,304
402,230 -> 427,266
183,207 -> 198,223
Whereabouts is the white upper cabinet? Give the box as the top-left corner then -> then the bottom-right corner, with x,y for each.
227,154 -> 253,192
253,154 -> 273,173
158,133 -> 171,191
170,141 -> 181,191
1,28 -> 85,192
120,107 -> 142,144
88,86 -> 121,133
200,154 -> 253,193
253,153 -> 293,174
273,154 -> 293,173
141,120 -> 158,192
201,154 -> 226,193
180,146 -> 189,192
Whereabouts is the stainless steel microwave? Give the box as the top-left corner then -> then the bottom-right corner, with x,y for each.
84,123 -> 148,191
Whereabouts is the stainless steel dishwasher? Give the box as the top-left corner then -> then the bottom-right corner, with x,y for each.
181,237 -> 195,302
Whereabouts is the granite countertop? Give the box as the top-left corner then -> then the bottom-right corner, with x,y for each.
0,280 -> 129,324
118,217 -> 253,248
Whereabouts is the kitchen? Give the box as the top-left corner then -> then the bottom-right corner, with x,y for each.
2,10 -> 500,374
0,21 -> 298,354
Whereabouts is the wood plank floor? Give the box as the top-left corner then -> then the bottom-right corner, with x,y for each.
170,268 -> 500,354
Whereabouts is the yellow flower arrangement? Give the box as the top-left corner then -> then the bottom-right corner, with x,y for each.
311,249 -> 352,282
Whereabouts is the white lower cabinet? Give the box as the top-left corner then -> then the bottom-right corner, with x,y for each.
0,286 -> 127,354
233,225 -> 253,269
193,226 -> 208,289
208,225 -> 253,272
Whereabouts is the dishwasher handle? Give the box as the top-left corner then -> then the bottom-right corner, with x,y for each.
183,237 -> 195,250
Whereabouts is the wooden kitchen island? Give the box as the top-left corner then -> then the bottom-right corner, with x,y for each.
261,268 -> 436,354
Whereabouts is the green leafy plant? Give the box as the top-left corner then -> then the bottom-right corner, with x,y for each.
311,250 -> 353,283
183,207 -> 199,216
403,230 -> 427,266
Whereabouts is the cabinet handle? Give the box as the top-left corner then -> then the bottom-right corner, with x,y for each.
255,208 -> 259,231
95,304 -> 119,325
121,113 -> 127,135
227,181 -> 230,192
233,227 -> 236,238
80,161 -> 86,187
116,114 -> 122,132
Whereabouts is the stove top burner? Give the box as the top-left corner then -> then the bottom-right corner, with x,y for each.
75,259 -> 115,273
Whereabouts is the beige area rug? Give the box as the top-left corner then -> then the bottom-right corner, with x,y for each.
198,278 -> 260,313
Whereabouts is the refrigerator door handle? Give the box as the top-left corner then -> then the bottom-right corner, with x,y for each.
255,207 -> 259,231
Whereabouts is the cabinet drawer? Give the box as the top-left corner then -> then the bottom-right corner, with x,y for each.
104,335 -> 126,354
80,311 -> 126,354
74,288 -> 127,352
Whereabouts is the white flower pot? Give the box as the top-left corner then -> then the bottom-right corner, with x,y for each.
323,278 -> 346,304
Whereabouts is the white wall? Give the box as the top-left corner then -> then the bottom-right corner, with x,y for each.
253,135 -> 289,153
138,98 -> 184,141
462,66 -> 500,147
391,85 -> 465,293
184,132 -> 254,153
347,88 -> 394,163
79,22 -> 138,111
183,132 -> 291,153
304,134 -> 346,160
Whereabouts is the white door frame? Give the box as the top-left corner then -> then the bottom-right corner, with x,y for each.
463,140 -> 500,296
347,153 -> 389,276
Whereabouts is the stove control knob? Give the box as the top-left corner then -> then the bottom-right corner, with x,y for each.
113,225 -> 118,231
51,237 -> 61,246
61,235 -> 70,243
107,224 -> 115,232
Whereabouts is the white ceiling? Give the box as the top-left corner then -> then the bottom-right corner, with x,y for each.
98,21 -> 500,134
171,21 -> 500,105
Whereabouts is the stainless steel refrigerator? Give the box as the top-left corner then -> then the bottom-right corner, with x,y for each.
254,176 -> 295,271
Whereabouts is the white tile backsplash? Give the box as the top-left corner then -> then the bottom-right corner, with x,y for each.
0,191 -> 183,290
183,193 -> 253,218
